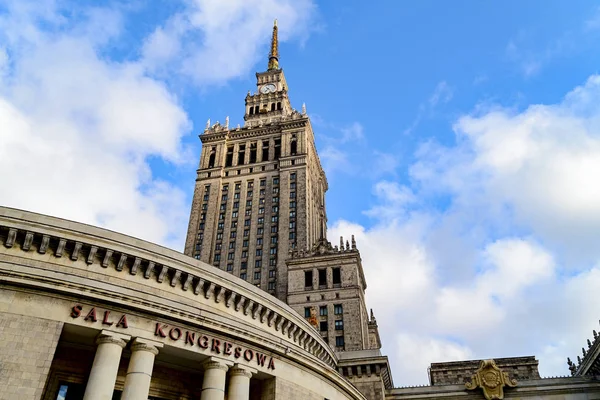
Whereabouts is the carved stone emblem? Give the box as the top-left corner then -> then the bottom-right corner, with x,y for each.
465,359 -> 517,400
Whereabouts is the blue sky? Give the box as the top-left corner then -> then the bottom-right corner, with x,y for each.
2,0 -> 600,386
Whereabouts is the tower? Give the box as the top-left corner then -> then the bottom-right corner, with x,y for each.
184,20 -> 328,302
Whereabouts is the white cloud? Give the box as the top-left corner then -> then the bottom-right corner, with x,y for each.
141,0 -> 317,86
329,74 -> 600,386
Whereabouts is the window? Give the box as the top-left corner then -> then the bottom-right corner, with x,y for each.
272,206 -> 279,213
214,254 -> 221,262
221,194 -> 228,201
247,181 -> 254,188
201,213 -> 206,220
194,254 -> 201,260
290,182 -> 296,189
259,207 -> 265,214
335,320 -> 344,330
216,232 -> 223,240
274,138 -> 281,159
269,247 -> 277,255
203,194 -> 209,201
245,209 -> 252,216
334,304 -> 343,315
268,281 -> 276,291
271,226 -> 278,233
319,306 -> 328,316
290,192 -> 296,198
271,215 -> 278,222
290,140 -> 297,155
290,211 -> 296,218
304,307 -> 311,318
257,238 -> 263,245
273,177 -> 279,185
305,270 -> 313,288
244,230 -> 250,237
272,196 -> 279,203
246,200 -> 252,207
255,260 -> 262,268
215,243 -> 222,250
258,217 -> 264,224
238,145 -> 245,165
220,204 -> 226,211
260,179 -> 266,186
219,213 -> 225,220
256,249 -> 262,256
232,211 -> 238,218
271,236 -> 278,244
254,271 -> 261,280
233,202 -> 239,209
195,243 -> 201,251
269,270 -> 276,278
243,240 -> 249,247
227,264 -> 233,272
259,198 -> 265,205
320,321 -> 327,332
235,183 -> 241,190
289,221 -> 296,229
269,258 -> 277,266
247,191 -> 253,197
290,172 -> 296,180
199,223 -> 205,230
231,221 -> 237,228
217,222 -> 224,230
244,219 -> 251,226
257,227 -> 264,235
289,232 -> 296,240
333,267 -> 341,286
228,253 -> 234,260
335,336 -> 345,347
241,261 -> 247,270
260,189 -> 265,196
222,185 -> 229,192
318,269 -> 327,286
272,187 -> 279,194
205,185 -> 211,192
229,242 -> 235,249
234,192 -> 240,199
240,272 -> 247,280
202,204 -> 207,210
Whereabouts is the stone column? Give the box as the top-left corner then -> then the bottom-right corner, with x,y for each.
200,358 -> 231,400
227,364 -> 256,400
121,338 -> 163,400
83,330 -> 130,400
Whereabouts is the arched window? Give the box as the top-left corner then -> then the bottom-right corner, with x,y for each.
290,140 -> 297,155
208,152 -> 216,168
254,106 -> 259,114
271,103 -> 276,111
277,102 -> 282,110
249,106 -> 254,115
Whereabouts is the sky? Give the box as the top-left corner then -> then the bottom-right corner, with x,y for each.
1,0 -> 600,387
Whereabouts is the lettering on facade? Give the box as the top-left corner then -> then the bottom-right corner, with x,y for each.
154,322 -> 275,370
70,305 -> 128,328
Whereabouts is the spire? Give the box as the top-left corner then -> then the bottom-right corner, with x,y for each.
268,19 -> 280,71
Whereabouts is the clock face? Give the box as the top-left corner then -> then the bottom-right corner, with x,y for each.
261,84 -> 276,94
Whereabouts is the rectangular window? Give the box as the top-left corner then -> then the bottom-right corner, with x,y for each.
290,182 -> 296,189
271,226 -> 278,233
259,198 -> 265,205
244,230 -> 250,237
258,217 -> 264,224
255,260 -> 262,268
241,261 -> 247,269
235,183 -> 241,190
203,194 -> 209,201
335,336 -> 345,347
229,242 -> 235,249
269,247 -> 277,255
227,253 -> 234,260
215,243 -> 222,250
244,219 -> 251,226
245,209 -> 252,216
201,213 -> 206,220
214,254 -> 221,262
269,258 -> 277,266
254,271 -> 261,280
256,249 -> 262,256
289,232 -> 296,240
216,232 -> 223,240
320,321 -> 328,332
246,200 -> 252,207
227,264 -> 233,272
272,206 -> 279,213
222,185 -> 229,191
290,192 -> 296,198
242,251 -> 248,258
243,240 -> 249,247
219,213 -> 224,220
220,204 -> 226,211
271,236 -> 278,244
318,269 -> 327,286
234,192 -> 240,199
271,215 -> 278,222
260,189 -> 265,196
319,306 -> 328,316
259,207 -> 265,214
240,272 -> 247,280
233,202 -> 239,209
272,187 -> 279,194
257,238 -> 263,245
335,320 -> 344,330
199,223 -> 205,230
304,307 -> 311,318
260,179 -> 266,186
272,196 -> 279,203
268,281 -> 276,291
232,211 -> 238,218
247,191 -> 253,198
304,270 -> 313,288
290,172 -> 296,180
231,221 -> 237,228
273,177 -> 279,185
269,270 -> 276,278
333,267 -> 341,286
202,203 -> 207,210
221,194 -> 228,201
334,304 -> 343,315
217,222 -> 224,230
290,211 -> 296,218
257,227 -> 264,235
289,221 -> 296,229
247,181 -> 254,188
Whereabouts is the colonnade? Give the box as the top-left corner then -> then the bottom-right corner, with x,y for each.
82,330 -> 256,400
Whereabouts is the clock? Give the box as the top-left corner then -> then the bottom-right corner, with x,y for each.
260,84 -> 277,94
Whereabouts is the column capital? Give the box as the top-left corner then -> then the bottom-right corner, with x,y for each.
130,337 -> 163,356
229,364 -> 256,378
203,357 -> 233,372
96,330 -> 131,348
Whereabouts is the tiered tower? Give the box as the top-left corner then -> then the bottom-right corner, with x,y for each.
184,20 -> 328,302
